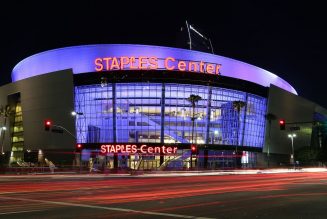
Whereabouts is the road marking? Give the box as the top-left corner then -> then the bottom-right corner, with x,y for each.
0,196 -> 215,219
0,210 -> 44,215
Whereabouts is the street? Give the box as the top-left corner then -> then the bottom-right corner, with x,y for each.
0,171 -> 327,218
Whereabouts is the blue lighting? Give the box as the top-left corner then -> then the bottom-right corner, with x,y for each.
12,44 -> 297,94
74,82 -> 266,148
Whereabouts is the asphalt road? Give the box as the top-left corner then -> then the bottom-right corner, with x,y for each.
0,172 -> 327,219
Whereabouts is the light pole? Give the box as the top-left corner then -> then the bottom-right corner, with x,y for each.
71,111 -> 84,172
288,133 -> 296,169
71,111 -> 85,141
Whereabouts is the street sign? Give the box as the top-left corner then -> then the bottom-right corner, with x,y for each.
51,128 -> 64,134
289,126 -> 300,131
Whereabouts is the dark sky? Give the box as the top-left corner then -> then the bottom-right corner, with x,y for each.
1,1 -> 326,107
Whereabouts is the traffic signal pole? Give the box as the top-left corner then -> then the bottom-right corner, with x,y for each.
44,121 -> 80,172
279,120 -> 318,130
284,121 -> 317,125
52,124 -> 77,140
44,120 -> 77,140
50,124 -> 82,172
279,120 -> 320,168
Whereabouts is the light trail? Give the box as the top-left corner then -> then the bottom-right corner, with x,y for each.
0,172 -> 326,218
0,196 -> 215,219
0,209 -> 45,215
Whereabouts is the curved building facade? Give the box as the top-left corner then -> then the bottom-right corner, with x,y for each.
1,44 -> 324,170
74,82 -> 266,147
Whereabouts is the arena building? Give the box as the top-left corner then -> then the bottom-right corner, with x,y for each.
0,44 -> 326,170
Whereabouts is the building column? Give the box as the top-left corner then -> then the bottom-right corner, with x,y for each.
160,83 -> 165,166
112,83 -> 118,169
204,149 -> 208,169
205,86 -> 212,144
241,93 -> 248,146
112,83 -> 117,143
204,86 -> 212,169
113,153 -> 118,170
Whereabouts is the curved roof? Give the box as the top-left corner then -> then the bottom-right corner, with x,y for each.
12,44 -> 297,94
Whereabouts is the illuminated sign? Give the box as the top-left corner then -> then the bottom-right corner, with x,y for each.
94,56 -> 221,75
100,144 -> 178,154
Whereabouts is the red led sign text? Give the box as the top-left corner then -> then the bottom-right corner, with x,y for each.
95,56 -> 221,75
100,144 -> 178,154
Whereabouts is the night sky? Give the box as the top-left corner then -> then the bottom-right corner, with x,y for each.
1,1 -> 326,107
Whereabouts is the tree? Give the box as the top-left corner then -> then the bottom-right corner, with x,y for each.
265,113 -> 277,168
232,100 -> 246,168
187,94 -> 202,169
0,105 -> 13,154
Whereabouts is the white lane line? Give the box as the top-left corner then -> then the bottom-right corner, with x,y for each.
0,209 -> 44,215
0,196 -> 215,219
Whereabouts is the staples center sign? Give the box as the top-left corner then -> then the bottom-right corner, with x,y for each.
100,144 -> 177,154
95,56 -> 221,75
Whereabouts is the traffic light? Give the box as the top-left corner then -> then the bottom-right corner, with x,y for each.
76,144 -> 83,152
44,119 -> 52,131
279,119 -> 286,130
191,145 -> 197,154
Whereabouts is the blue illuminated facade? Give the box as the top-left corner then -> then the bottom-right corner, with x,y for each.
74,82 -> 266,148
12,44 -> 297,95
7,44 -> 306,169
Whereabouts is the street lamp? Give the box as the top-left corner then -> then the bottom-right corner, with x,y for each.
71,111 -> 84,116
100,77 -> 108,87
71,111 -> 85,171
288,133 -> 296,169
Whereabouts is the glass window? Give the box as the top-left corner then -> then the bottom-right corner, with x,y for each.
74,82 -> 267,148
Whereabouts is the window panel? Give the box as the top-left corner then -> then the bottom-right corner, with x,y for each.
74,82 -> 267,148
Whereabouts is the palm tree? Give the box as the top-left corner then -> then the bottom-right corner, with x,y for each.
265,113 -> 277,168
0,105 -> 12,154
187,94 -> 202,169
232,100 -> 246,167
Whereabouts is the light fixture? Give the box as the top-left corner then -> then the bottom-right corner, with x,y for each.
71,111 -> 84,116
100,77 -> 108,87
288,133 -> 296,138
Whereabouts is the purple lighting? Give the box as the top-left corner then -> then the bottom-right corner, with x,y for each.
12,44 -> 297,94
74,83 -> 267,147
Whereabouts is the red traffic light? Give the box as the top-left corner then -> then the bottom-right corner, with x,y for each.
279,119 -> 286,130
44,119 -> 52,131
191,145 -> 197,152
76,144 -> 83,152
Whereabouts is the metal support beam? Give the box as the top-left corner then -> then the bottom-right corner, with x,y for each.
241,93 -> 248,146
160,83 -> 165,166
205,86 -> 212,144
112,83 -> 117,143
160,83 -> 165,144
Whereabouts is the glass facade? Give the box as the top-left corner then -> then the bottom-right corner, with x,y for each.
9,101 -> 24,164
74,82 -> 267,148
